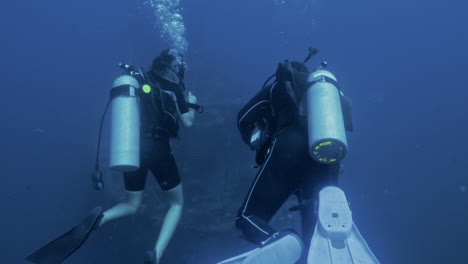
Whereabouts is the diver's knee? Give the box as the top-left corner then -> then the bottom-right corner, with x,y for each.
235,214 -> 248,230
164,183 -> 184,207
126,190 -> 144,211
169,196 -> 184,209
131,202 -> 142,213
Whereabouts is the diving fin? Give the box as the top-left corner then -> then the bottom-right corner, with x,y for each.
307,187 -> 379,264
26,206 -> 104,264
216,232 -> 303,264
216,248 -> 260,264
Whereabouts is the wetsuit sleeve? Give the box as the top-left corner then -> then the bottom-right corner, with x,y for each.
174,88 -> 189,114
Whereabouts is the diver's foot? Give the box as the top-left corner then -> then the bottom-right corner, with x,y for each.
144,249 -> 157,264
242,231 -> 303,264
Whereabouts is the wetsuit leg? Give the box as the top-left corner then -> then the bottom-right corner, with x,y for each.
146,136 -> 182,190
236,125 -> 308,246
124,162 -> 149,191
123,135 -> 155,191
143,135 -> 183,262
123,135 -> 181,191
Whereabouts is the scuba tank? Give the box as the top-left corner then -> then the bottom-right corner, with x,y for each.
109,71 -> 141,172
306,62 -> 348,164
92,63 -> 142,189
237,49 -> 352,166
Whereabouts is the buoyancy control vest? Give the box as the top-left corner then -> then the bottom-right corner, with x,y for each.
141,73 -> 186,139
237,60 -> 310,165
237,55 -> 353,166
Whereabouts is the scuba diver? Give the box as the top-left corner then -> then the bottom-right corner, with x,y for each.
26,49 -> 201,264
217,49 -> 379,264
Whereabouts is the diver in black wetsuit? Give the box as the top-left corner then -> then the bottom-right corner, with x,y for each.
235,113 -> 340,248
222,55 -> 351,264
100,49 -> 197,264
26,49 -> 198,264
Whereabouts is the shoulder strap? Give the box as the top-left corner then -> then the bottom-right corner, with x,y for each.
270,60 -> 300,111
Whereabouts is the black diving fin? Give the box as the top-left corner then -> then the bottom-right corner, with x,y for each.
26,207 -> 104,264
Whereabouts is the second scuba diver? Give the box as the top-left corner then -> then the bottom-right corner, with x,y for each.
218,49 -> 353,264
26,49 -> 199,264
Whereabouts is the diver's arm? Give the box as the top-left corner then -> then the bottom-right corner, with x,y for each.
180,109 -> 195,128
180,92 -> 197,128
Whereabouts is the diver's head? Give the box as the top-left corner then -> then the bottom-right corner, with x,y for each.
151,49 -> 186,83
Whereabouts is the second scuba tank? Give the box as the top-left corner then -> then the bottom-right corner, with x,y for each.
306,68 -> 348,164
109,75 -> 141,172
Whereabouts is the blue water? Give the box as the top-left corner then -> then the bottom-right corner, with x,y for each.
2,0 -> 467,263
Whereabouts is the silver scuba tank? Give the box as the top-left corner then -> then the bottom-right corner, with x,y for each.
306,68 -> 348,164
109,75 -> 141,172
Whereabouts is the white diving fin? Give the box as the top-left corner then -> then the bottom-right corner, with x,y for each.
216,232 -> 303,264
216,248 -> 260,264
308,186 -> 380,264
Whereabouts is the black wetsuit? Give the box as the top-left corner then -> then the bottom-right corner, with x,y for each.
235,118 -> 339,246
124,78 -> 189,191
235,69 -> 341,249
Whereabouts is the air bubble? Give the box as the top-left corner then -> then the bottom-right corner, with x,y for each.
144,0 -> 188,57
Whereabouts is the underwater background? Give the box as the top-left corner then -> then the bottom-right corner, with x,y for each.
2,0 -> 467,263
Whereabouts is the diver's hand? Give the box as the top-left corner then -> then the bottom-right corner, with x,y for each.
187,91 -> 197,104
181,92 -> 196,127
